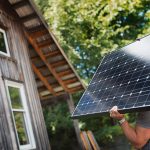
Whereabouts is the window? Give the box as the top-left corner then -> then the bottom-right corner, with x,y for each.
0,28 -> 10,56
5,80 -> 36,150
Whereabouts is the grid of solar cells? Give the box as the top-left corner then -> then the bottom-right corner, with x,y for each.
72,35 -> 150,118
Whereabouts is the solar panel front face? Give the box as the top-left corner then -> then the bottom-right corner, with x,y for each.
72,35 -> 150,118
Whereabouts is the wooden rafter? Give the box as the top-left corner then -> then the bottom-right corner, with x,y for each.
57,69 -> 73,77
44,50 -> 60,58
51,60 -> 67,68
38,82 -> 60,92
68,85 -> 83,93
25,31 -> 69,92
21,13 -> 37,22
37,39 -> 53,49
12,0 -> 28,9
30,29 -> 48,38
40,91 -> 66,101
32,63 -> 56,95
63,78 -> 78,84
28,25 -> 45,32
35,74 -> 54,81
45,76 -> 56,82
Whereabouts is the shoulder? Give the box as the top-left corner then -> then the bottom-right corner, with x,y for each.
136,111 -> 150,129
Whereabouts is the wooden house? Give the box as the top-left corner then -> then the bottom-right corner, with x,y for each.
0,0 -> 85,149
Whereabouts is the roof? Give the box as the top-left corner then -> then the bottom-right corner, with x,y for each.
7,0 -> 85,101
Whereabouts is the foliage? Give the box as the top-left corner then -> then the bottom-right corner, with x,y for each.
35,0 -> 150,82
43,102 -> 79,150
34,0 -> 150,149
80,115 -> 122,144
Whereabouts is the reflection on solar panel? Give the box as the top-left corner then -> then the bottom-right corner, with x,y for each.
72,35 -> 150,118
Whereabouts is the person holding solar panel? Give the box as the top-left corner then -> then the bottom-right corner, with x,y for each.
110,106 -> 150,150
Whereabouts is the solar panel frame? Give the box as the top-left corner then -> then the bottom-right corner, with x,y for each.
72,34 -> 150,119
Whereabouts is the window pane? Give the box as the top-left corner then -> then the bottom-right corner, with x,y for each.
14,112 -> 29,145
0,31 -> 7,53
8,86 -> 23,109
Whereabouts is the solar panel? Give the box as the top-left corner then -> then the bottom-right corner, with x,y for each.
72,35 -> 150,118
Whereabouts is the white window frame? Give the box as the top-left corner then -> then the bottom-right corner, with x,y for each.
5,80 -> 36,150
0,28 -> 10,56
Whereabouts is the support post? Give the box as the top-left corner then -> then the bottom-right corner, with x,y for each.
66,93 -> 85,150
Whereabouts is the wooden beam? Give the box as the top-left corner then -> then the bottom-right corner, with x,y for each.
37,39 -> 53,49
57,69 -> 73,77
39,81 -> 59,87
44,50 -> 60,58
39,89 -> 65,97
32,63 -> 56,95
51,60 -> 67,68
63,77 -> 78,84
68,85 -> 83,93
41,91 -> 66,101
67,94 -> 85,150
87,131 -> 101,150
80,132 -> 92,150
35,74 -> 54,82
25,32 -> 69,92
30,29 -> 48,38
12,0 -> 29,9
40,94 -> 53,101
27,25 -> 45,33
21,13 -> 38,22
1,0 -> 19,19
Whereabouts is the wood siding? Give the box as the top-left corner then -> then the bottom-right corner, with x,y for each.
0,2 -> 51,150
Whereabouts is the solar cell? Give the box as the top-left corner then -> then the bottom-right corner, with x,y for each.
72,35 -> 150,118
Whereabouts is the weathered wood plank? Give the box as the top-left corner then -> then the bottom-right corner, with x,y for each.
21,13 -> 38,23
51,60 -> 67,68
57,69 -> 73,77
30,29 -> 48,38
67,94 -> 84,150
0,56 -> 20,81
63,77 -> 78,84
87,131 -> 101,150
68,85 -> 83,93
12,1 -> 29,9
44,50 -> 60,58
37,38 -> 53,49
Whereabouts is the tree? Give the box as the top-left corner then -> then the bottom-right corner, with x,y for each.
43,102 -> 79,150
35,0 -> 150,82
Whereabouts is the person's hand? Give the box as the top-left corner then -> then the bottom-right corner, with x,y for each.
109,106 -> 124,120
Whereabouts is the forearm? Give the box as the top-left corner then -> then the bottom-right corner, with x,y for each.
120,121 -> 140,147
